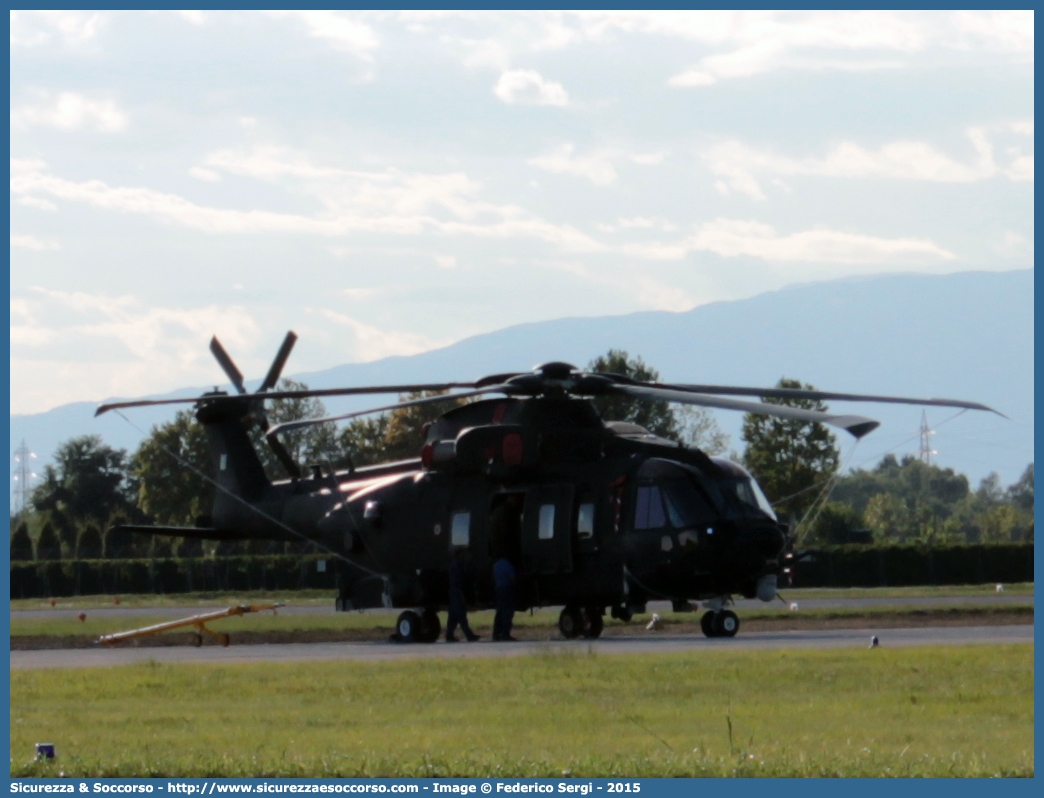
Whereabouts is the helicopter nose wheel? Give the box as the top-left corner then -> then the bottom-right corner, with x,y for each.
701,610 -> 740,638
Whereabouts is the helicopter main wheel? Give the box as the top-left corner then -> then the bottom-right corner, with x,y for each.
700,611 -> 718,638
419,608 -> 441,643
714,610 -> 740,638
219,633 -> 231,648
558,605 -> 584,639
610,605 -> 633,623
395,610 -> 422,643
192,633 -> 204,647
581,607 -> 604,639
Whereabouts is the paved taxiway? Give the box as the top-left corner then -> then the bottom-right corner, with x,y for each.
10,593 -> 1031,621
11,623 -> 1032,670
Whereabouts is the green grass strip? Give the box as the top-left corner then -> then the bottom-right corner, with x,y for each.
10,644 -> 1033,777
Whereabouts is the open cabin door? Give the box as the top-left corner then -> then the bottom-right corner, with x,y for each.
521,483 -> 574,575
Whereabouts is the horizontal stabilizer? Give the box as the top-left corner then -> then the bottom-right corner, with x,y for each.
114,524 -> 246,541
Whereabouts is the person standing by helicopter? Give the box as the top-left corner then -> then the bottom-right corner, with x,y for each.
490,493 -> 522,641
446,548 -> 480,642
492,555 -> 516,641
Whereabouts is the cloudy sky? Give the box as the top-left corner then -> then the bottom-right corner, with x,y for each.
10,10 -> 1034,415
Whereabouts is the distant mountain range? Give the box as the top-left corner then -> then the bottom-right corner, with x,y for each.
10,269 -> 1033,497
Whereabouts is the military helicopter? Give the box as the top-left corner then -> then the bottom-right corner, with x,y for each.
97,332 -> 999,642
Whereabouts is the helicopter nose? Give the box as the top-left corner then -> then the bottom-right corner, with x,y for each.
747,523 -> 786,560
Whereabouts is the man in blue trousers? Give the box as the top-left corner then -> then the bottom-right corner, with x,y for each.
493,555 -> 516,642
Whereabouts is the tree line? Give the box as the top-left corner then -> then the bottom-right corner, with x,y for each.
10,350 -> 1033,561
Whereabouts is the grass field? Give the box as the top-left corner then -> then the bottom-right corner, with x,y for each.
10,645 -> 1033,777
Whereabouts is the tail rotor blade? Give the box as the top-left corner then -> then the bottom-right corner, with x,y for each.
265,433 -> 301,479
209,337 -> 246,395
259,331 -> 298,394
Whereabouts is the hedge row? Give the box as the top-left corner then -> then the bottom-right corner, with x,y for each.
791,543 -> 1034,588
9,555 -> 338,599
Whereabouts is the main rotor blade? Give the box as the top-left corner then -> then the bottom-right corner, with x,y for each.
258,331 -> 298,394
209,337 -> 246,395
612,385 -> 880,439
95,382 -> 481,417
267,386 -> 511,436
660,383 -> 1004,417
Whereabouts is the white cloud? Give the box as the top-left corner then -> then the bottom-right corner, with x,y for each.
177,10 -> 207,25
632,277 -> 695,312
703,128 -> 1030,199
10,10 -> 103,48
683,219 -> 956,264
540,258 -> 697,312
12,92 -> 127,133
189,166 -> 222,183
317,309 -> 445,362
10,288 -> 263,411
528,145 -> 618,185
528,144 -> 665,185
18,196 -> 58,211
621,242 -> 689,260
950,10 -> 1034,54
265,11 -> 378,60
670,48 -> 904,87
203,145 -> 349,181
11,234 -> 60,251
460,37 -> 512,70
494,69 -> 568,106
435,255 -> 457,269
659,10 -> 1031,86
611,219 -> 957,264
630,152 -> 667,166
385,10 -> 1030,93
11,157 -> 49,174
598,217 -> 677,233
995,231 -> 1029,256
11,159 -> 606,252
342,288 -> 382,300
1004,155 -> 1034,182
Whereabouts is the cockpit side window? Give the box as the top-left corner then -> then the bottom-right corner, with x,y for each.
706,478 -> 777,521
661,479 -> 716,528
634,485 -> 667,529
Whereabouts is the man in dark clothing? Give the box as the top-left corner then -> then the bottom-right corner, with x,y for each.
446,549 -> 479,642
490,494 -> 523,642
492,556 -> 517,641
